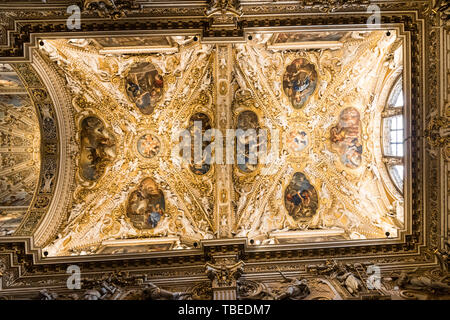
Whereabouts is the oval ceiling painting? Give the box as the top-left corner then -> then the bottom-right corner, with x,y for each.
125,62 -> 164,115
236,110 -> 260,173
188,112 -> 212,175
330,107 -> 363,169
126,177 -> 165,230
79,116 -> 116,181
283,58 -> 318,109
284,172 -> 319,222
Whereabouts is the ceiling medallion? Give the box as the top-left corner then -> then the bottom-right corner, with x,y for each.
136,134 -> 161,159
286,127 -> 310,155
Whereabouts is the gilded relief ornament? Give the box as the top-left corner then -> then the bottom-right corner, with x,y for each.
82,0 -> 142,19
205,0 -> 242,17
432,0 -> 450,22
424,115 -> 450,148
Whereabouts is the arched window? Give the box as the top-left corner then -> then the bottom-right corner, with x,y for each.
384,115 -> 403,157
382,77 -> 404,192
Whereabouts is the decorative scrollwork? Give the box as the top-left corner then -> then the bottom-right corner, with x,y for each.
424,115 -> 450,148
82,0 -> 142,19
206,0 -> 242,17
432,0 -> 450,22
206,261 -> 244,288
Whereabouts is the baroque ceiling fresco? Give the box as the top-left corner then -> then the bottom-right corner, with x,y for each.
0,64 -> 41,236
0,0 -> 449,303
25,30 -> 407,257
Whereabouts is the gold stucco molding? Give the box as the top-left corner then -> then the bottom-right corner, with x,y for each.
31,51 -> 77,248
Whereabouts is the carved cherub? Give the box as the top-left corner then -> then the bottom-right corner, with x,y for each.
143,282 -> 192,300
274,270 -> 310,300
39,289 -> 58,300
83,0 -> 115,10
310,259 -> 362,295
335,266 -> 362,295
83,289 -> 102,300
393,270 -> 450,294
432,241 -> 449,274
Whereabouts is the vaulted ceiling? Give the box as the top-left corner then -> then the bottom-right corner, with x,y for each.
0,64 -> 41,236
0,0 -> 447,301
13,30 -> 407,256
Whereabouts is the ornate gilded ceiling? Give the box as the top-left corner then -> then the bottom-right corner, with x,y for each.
0,64 -> 40,236
0,0 -> 447,302
16,30 -> 407,256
